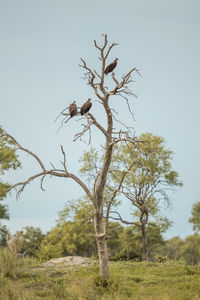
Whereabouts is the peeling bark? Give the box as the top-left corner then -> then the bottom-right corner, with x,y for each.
94,211 -> 109,278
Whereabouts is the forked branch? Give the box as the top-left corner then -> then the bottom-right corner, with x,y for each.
1,131 -> 94,202
79,58 -> 103,100
109,67 -> 140,96
109,210 -> 139,227
2,131 -> 46,172
105,160 -> 136,233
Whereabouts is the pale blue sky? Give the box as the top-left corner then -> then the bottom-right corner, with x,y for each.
1,0 -> 200,239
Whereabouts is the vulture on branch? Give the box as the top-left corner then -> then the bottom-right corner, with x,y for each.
80,99 -> 92,115
104,58 -> 118,75
69,101 -> 77,117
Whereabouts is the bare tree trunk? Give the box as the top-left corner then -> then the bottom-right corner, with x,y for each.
141,221 -> 148,261
94,211 -> 109,278
140,207 -> 149,261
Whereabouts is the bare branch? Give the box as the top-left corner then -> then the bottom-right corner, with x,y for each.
93,34 -> 118,96
88,113 -> 108,137
3,129 -> 95,203
73,111 -> 108,143
109,68 -> 139,101
94,34 -> 108,52
66,171 -> 94,203
118,94 -> 136,121
60,145 -> 68,173
109,210 -> 140,227
54,106 -> 69,123
112,114 -> 136,135
73,116 -> 94,143
50,162 -> 56,170
94,69 -> 101,79
111,72 -> 119,85
104,43 -> 119,60
8,172 -> 45,199
79,58 -> 104,100
56,115 -> 69,133
105,160 -> 136,233
3,132 -> 46,173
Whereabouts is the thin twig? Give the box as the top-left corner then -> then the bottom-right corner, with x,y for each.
54,106 -> 69,123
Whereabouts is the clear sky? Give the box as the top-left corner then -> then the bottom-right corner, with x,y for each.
1,0 -> 200,239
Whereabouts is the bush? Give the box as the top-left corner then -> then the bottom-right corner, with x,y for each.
0,247 -> 18,278
36,242 -> 63,260
0,235 -> 23,278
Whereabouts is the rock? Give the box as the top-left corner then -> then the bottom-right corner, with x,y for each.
42,256 -> 93,267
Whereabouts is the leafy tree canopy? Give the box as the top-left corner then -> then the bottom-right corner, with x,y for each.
118,223 -> 165,260
80,132 -> 182,218
0,126 -> 21,220
38,199 -> 96,260
112,133 -> 183,199
189,202 -> 200,233
0,225 -> 9,246
109,133 -> 182,230
14,226 -> 45,256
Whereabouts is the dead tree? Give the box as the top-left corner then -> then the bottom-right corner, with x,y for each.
1,34 -> 141,279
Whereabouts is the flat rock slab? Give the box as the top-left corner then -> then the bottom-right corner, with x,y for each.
42,256 -> 93,267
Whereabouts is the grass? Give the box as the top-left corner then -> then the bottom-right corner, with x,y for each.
0,249 -> 200,300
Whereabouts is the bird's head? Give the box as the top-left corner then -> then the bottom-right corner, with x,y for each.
88,98 -> 91,102
115,58 -> 119,62
72,101 -> 76,104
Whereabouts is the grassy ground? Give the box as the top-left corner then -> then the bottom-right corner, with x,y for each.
0,253 -> 200,299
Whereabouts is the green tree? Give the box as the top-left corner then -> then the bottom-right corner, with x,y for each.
189,202 -> 200,233
0,225 -> 9,246
0,126 -> 21,245
110,133 -> 182,261
81,133 -> 181,261
39,199 -> 124,260
14,226 -> 45,257
158,236 -> 184,261
107,222 -> 123,258
158,235 -> 200,265
39,199 -> 97,260
118,223 -> 165,261
0,126 -> 21,218
179,235 -> 200,265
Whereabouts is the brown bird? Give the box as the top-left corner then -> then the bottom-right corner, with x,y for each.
68,101 -> 77,117
80,99 -> 92,115
104,58 -> 118,75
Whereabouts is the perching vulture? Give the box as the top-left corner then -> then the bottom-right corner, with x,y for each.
68,101 -> 77,117
80,99 -> 92,115
104,58 -> 118,75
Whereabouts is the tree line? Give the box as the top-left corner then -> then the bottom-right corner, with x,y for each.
0,197 -> 200,265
